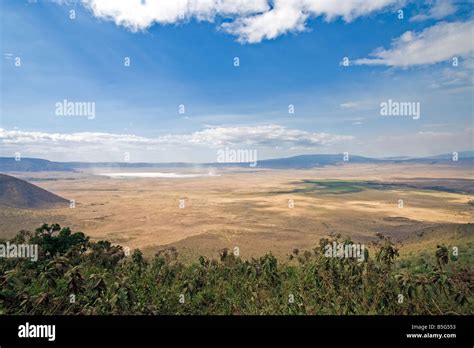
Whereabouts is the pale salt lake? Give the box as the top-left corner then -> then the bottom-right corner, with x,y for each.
98,172 -> 220,179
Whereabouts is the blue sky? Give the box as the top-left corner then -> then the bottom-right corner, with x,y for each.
1,0 -> 473,162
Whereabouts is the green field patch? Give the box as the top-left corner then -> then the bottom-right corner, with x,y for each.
272,179 -> 473,196
272,180 -> 403,195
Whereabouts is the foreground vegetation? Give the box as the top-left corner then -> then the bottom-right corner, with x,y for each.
0,224 -> 472,315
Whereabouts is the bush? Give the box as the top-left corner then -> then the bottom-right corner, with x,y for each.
0,225 -> 472,315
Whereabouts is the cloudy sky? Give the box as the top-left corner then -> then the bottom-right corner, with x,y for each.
1,0 -> 473,162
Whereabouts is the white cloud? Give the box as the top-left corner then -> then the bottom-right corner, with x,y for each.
353,20 -> 474,67
78,0 -> 399,43
340,101 -> 360,109
435,57 -> 474,89
81,0 -> 269,31
410,0 -> 457,22
0,125 -> 353,157
223,0 -> 401,43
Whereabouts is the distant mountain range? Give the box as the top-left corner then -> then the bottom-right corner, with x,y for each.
0,173 -> 68,209
0,158 -> 75,172
0,151 -> 473,172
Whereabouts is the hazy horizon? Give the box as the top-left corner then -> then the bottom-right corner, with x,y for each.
2,149 -> 474,165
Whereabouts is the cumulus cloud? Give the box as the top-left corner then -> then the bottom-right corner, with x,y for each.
353,20 -> 474,67
78,0 -> 399,43
81,0 -> 269,30
410,0 -> 457,22
222,0 -> 401,43
0,125 -> 353,155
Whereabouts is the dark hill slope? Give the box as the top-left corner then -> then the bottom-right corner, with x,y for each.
0,173 -> 68,209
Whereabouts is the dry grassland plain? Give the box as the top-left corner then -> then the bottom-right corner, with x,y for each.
1,163 -> 473,261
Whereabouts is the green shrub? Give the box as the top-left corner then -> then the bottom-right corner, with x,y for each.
0,225 -> 471,315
